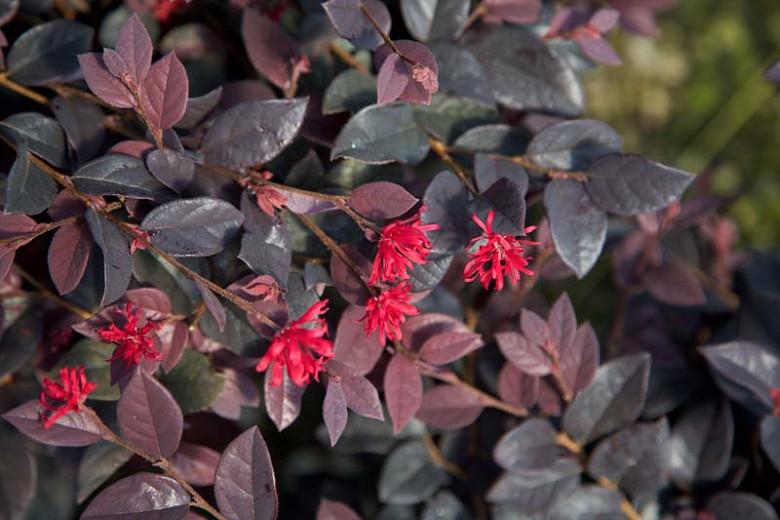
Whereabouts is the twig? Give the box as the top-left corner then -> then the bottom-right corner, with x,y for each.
359,3 -> 404,58
509,155 -> 588,182
329,41 -> 369,74
596,477 -> 642,520
0,73 -> 49,105
428,136 -> 479,196
15,266 -> 93,320
422,431 -> 468,479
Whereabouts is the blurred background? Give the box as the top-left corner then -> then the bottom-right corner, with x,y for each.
585,0 -> 780,248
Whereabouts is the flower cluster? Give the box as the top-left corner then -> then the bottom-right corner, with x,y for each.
254,171 -> 288,216
38,367 -> 96,429
361,208 -> 439,344
256,299 -> 334,387
98,303 -> 162,367
463,209 -> 540,291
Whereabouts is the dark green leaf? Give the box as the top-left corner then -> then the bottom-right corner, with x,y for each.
527,119 -> 622,171
378,440 -> 448,505
0,307 -> 42,378
85,210 -> 132,306
5,149 -> 57,215
53,340 -> 118,401
323,70 -> 377,115
159,349 -> 224,414
77,442 -> 133,503
74,154 -> 173,201
0,112 -> 67,167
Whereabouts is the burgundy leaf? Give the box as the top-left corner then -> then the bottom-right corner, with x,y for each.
211,368 -> 261,420
493,418 -> 561,472
139,52 -> 189,131
196,280 -> 226,332
497,362 -> 539,409
643,260 -> 706,306
171,443 -> 220,487
275,188 -> 337,214
384,354 -> 422,434
214,426 -> 278,520
323,379 -> 349,446
400,313 -> 470,352
329,244 -> 372,306
160,321 -> 189,373
574,33 -> 622,66
109,140 -> 155,158
322,0 -> 391,51
374,41 -> 439,105
114,14 -> 153,86
416,384 -> 484,430
81,473 -> 189,519
118,369 -> 183,459
2,400 -> 102,447
47,221 -> 91,295
548,292 -> 577,353
496,331 -> 551,376
483,0 -> 542,24
48,190 -> 85,219
329,360 -> 384,421
126,287 -> 173,315
418,331 -> 484,365
560,322 -> 600,394
333,305 -> 384,375
376,54 -> 409,105
242,8 -> 308,91
348,181 -> 419,221
520,309 -> 550,347
317,499 -> 362,520
264,371 -> 304,431
78,53 -> 134,108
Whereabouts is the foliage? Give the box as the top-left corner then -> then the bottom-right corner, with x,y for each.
0,0 -> 777,519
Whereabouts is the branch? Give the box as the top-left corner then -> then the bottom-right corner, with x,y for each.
428,136 -> 479,196
15,266 -> 93,320
0,73 -> 49,105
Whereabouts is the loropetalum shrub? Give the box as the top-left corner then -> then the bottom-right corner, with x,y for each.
0,0 -> 777,519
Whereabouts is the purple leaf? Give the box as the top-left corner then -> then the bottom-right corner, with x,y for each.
416,384 -> 484,430
275,188 -> 337,214
643,260 -> 706,306
211,368 -> 261,420
329,244 -> 373,306
560,323 -> 599,394
520,309 -> 550,347
81,473 -> 190,519
329,360 -> 384,421
47,221 -> 91,295
418,331 -> 484,365
547,292 -> 577,353
401,313 -> 470,352
317,499 -> 362,520
589,8 -> 620,32
497,362 -> 539,409
139,52 -> 189,131
493,418 -> 561,471
196,280 -> 226,331
242,8 -> 307,91
333,305 -> 385,375
214,426 -> 278,520
171,443 -> 220,487
348,181 -> 419,221
264,370 -> 304,431
322,0 -> 391,51
574,33 -> 622,66
2,400 -> 102,447
160,321 -> 189,373
496,332 -> 551,376
384,354 -> 423,434
78,53 -> 134,108
323,379 -> 349,446
483,0 -> 541,24
117,369 -> 183,459
114,14 -> 153,86
375,41 -> 439,105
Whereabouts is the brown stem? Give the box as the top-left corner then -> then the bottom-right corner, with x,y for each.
555,431 -> 582,455
550,365 -> 573,404
48,84 -> 110,108
15,266 -> 93,320
509,155 -> 588,182
596,477 -> 642,520
293,212 -> 377,296
428,136 -> 479,196
359,3 -> 405,58
329,41 -> 369,74
335,198 -> 382,233
461,2 -> 488,33
84,409 -> 227,520
422,431 -> 468,479
415,360 -> 528,418
0,73 -> 49,105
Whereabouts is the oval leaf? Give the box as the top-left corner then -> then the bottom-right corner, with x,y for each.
81,473 -> 190,519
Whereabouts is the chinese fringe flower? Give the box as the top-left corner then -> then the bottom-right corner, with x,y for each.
255,172 -> 288,216
38,367 -> 96,429
772,388 -> 780,416
369,209 -> 440,284
98,303 -> 162,367
256,299 -> 334,387
361,283 -> 419,345
463,210 -> 540,291
412,63 -> 439,93
152,0 -> 188,22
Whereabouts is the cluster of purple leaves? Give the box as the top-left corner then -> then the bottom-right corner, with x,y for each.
0,0 -> 777,519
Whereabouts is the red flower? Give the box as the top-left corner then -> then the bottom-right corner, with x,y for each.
463,210 -> 540,291
98,303 -> 162,367
38,367 -> 97,429
369,208 -> 440,284
772,388 -> 780,416
361,283 -> 419,345
153,0 -> 188,23
256,299 -> 333,387
254,171 -> 287,216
